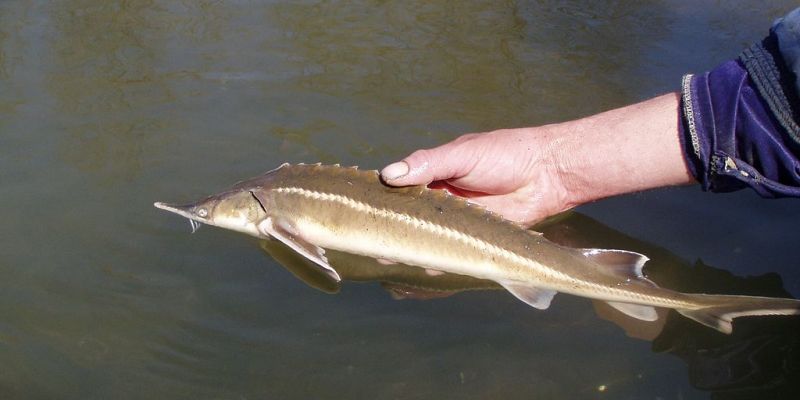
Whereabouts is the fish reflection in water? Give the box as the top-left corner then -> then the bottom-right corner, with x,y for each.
539,214 -> 800,398
259,237 -> 501,299
259,211 -> 800,398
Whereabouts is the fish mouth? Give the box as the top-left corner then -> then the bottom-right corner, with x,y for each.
154,202 -> 205,233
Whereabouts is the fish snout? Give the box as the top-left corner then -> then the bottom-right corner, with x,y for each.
154,201 -> 212,233
154,201 -> 213,222
154,202 -> 202,218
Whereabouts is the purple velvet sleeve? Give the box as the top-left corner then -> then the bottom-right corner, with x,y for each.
679,62 -> 800,197
678,9 -> 800,197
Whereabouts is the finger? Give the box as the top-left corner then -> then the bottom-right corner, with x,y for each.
381,145 -> 472,186
427,181 -> 490,198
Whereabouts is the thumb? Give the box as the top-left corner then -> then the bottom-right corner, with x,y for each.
381,147 -> 462,186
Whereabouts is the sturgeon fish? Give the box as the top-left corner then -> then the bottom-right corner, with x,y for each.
154,163 -> 800,333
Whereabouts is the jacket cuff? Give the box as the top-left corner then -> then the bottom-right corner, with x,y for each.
679,59 -> 800,197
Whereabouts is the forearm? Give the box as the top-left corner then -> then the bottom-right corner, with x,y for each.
545,92 -> 695,207
546,8 -> 800,204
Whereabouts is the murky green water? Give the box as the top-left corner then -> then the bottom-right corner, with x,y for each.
2,1 -> 799,399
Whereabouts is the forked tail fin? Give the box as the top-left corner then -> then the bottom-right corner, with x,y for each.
677,294 -> 800,334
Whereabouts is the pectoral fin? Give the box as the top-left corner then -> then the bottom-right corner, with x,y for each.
499,281 -> 557,310
259,217 -> 341,282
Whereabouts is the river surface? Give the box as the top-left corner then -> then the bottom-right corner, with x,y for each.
2,1 -> 799,399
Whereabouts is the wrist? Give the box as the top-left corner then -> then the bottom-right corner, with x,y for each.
547,93 -> 695,208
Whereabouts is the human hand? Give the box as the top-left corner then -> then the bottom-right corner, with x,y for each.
380,127 -> 574,227
381,94 -> 694,227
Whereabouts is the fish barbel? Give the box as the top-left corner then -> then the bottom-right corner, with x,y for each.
154,163 -> 800,333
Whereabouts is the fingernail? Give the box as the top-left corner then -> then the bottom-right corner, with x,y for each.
381,161 -> 409,180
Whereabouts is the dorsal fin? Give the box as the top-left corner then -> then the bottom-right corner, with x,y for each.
581,249 -> 655,286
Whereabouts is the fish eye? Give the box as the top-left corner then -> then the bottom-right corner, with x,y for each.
197,208 -> 208,218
